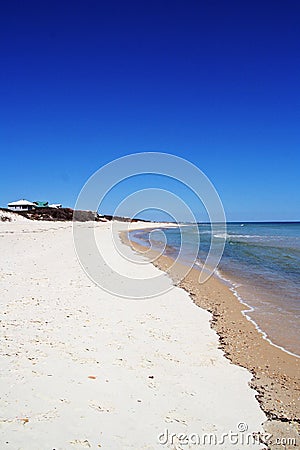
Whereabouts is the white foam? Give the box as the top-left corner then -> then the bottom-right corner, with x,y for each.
213,266 -> 300,358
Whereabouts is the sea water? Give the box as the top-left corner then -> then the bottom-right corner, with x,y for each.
130,222 -> 300,356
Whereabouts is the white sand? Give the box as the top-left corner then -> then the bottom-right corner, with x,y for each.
0,220 -> 266,449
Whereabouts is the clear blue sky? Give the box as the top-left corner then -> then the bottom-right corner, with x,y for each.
1,0 -> 299,221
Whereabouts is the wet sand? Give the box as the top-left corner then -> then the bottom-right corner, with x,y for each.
124,231 -> 300,449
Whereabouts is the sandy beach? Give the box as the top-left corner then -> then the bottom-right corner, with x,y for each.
0,219 -> 269,449
125,228 -> 300,449
2,1 -> 299,448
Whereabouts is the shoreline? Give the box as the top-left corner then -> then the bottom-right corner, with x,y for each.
130,225 -> 299,359
228,283 -> 300,359
213,268 -> 300,359
123,225 -> 300,446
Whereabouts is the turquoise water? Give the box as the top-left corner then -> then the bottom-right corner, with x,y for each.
130,222 -> 300,356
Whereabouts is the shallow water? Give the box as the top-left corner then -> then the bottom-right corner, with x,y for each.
130,222 -> 300,356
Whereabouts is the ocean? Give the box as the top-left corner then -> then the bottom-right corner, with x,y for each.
130,222 -> 300,356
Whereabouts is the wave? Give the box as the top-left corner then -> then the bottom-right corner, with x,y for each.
195,260 -> 300,358
213,233 -> 282,240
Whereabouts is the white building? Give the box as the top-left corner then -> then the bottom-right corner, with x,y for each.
49,203 -> 62,208
7,199 -> 36,211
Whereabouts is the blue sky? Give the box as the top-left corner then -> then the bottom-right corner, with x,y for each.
0,0 -> 299,221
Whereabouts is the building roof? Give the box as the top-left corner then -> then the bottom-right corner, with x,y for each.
34,201 -> 49,207
8,199 -> 36,207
